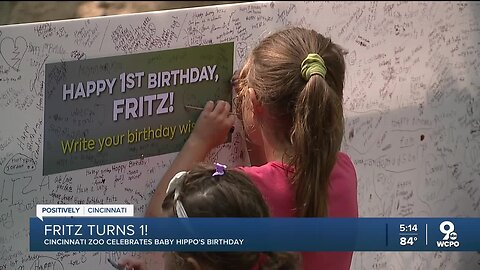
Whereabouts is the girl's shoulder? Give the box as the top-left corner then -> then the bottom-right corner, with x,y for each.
237,162 -> 296,217
237,161 -> 291,181
337,151 -> 353,162
335,152 -> 356,172
238,152 -> 355,178
329,152 -> 358,217
335,152 -> 357,177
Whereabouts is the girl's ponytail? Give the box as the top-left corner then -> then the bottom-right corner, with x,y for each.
290,74 -> 344,217
245,27 -> 346,217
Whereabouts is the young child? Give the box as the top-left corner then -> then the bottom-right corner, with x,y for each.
146,27 -> 358,270
119,165 -> 298,270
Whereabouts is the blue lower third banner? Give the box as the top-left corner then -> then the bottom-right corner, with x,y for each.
30,218 -> 480,251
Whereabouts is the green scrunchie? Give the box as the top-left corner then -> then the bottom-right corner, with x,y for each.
301,53 -> 327,80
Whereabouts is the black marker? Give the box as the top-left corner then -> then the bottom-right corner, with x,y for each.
107,258 -> 126,270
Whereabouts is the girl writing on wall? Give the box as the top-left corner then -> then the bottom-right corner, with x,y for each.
146,27 -> 358,270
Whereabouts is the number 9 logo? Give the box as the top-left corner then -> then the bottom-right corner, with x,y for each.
440,221 -> 455,240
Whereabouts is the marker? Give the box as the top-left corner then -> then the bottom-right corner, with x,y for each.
184,104 -> 235,134
184,105 -> 204,111
107,258 -> 126,270
184,104 -> 239,116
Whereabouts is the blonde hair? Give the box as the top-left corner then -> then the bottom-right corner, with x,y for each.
239,27 -> 346,217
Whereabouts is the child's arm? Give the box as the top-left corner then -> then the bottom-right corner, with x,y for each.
145,100 -> 235,217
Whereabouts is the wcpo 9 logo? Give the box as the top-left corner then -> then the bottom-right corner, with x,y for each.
437,221 -> 460,248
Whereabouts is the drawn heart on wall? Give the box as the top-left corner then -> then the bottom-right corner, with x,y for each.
0,36 -> 27,72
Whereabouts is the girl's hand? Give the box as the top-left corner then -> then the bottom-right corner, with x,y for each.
189,100 -> 235,152
144,100 -> 235,218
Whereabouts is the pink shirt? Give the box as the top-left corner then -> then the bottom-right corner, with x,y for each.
239,152 -> 358,270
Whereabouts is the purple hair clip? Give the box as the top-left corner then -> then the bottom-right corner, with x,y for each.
212,163 -> 227,176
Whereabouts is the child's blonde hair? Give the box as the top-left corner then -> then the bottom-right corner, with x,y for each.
237,27 -> 347,217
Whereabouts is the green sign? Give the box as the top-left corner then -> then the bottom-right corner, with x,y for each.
44,42 -> 234,175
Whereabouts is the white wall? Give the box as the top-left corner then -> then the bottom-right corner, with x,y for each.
0,2 -> 479,269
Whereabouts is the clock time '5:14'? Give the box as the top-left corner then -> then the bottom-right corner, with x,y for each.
400,224 -> 418,232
